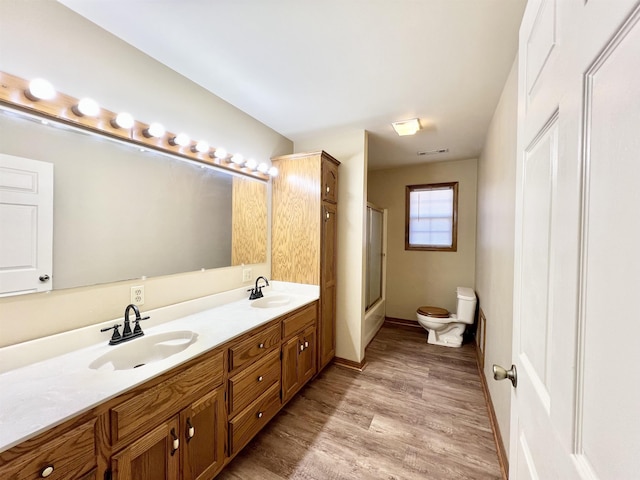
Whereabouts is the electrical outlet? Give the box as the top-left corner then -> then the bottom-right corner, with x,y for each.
242,268 -> 252,282
131,285 -> 145,305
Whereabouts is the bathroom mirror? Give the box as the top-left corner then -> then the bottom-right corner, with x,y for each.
0,109 -> 268,293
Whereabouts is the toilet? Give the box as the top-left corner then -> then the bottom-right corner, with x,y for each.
416,287 -> 477,347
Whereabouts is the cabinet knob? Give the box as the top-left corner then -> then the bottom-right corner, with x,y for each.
300,344 -> 304,352
258,343 -> 265,349
41,465 -> 54,478
257,412 -> 263,419
257,375 -> 263,382
186,418 -> 195,440
304,341 -> 309,348
170,428 -> 179,455
326,186 -> 330,193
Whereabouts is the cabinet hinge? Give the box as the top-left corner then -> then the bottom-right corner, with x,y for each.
104,470 -> 112,480
224,390 -> 227,402
280,350 -> 282,360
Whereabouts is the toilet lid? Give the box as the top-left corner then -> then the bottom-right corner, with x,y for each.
417,306 -> 450,318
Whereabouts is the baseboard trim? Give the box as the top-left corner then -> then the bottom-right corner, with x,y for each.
384,316 -> 422,329
333,356 -> 367,372
475,344 -> 509,480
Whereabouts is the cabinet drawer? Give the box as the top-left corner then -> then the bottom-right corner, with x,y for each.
282,303 -> 317,340
229,323 -> 280,373
110,350 -> 223,445
0,419 -> 95,480
228,382 -> 281,456
228,349 -> 280,417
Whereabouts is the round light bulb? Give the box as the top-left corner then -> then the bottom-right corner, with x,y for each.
257,162 -> 269,174
75,98 -> 100,117
231,153 -> 244,165
268,166 -> 279,177
113,112 -> 134,129
145,122 -> 165,138
245,159 -> 258,170
171,133 -> 190,147
213,148 -> 227,159
26,78 -> 55,100
194,140 -> 209,153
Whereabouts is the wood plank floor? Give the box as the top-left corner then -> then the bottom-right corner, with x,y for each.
218,325 -> 501,480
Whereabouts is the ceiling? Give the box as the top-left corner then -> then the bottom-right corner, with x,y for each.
58,0 -> 525,170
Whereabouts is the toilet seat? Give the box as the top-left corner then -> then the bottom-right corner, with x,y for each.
417,306 -> 449,318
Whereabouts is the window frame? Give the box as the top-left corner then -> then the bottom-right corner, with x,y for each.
405,181 -> 458,252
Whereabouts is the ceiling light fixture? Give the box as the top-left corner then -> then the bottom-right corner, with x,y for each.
25,78 -> 56,101
392,118 -> 421,136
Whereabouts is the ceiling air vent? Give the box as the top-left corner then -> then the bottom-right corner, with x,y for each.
417,148 -> 449,156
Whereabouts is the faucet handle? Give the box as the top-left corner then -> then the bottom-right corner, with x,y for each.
100,324 -> 122,344
133,315 -> 150,335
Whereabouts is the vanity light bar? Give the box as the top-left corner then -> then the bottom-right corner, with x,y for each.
0,71 -> 277,180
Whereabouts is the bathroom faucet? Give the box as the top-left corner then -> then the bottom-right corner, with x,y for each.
100,304 -> 150,345
248,276 -> 269,300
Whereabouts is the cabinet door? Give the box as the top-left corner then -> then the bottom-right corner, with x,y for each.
111,416 -> 180,480
299,326 -> 316,385
321,159 -> 338,204
181,386 -> 225,480
319,202 -> 337,371
281,335 -> 300,403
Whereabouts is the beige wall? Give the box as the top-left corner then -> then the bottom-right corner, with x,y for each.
0,0 -> 292,347
475,57 -> 518,458
295,130 -> 368,363
368,159 -> 477,319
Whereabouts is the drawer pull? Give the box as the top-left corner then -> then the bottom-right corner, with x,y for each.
300,343 -> 304,352
257,412 -> 263,419
171,428 -> 179,455
257,375 -> 263,382
258,342 -> 265,349
41,465 -> 54,478
326,186 -> 330,193
186,418 -> 195,440
304,340 -> 309,348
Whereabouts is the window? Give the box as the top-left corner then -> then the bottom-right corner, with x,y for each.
405,182 -> 458,251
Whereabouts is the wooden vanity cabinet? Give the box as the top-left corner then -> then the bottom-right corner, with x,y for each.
271,151 -> 339,374
281,303 -> 317,404
0,417 -> 96,480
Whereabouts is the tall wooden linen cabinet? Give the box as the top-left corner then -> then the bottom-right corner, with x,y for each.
271,151 -> 339,373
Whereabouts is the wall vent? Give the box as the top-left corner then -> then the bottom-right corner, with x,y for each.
417,148 -> 449,156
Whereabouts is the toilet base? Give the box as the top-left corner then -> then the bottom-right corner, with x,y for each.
426,330 -> 464,348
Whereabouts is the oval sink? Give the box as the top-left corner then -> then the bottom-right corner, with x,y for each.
89,330 -> 198,371
250,294 -> 292,309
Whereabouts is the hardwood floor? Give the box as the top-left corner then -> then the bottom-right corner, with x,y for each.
219,325 -> 501,480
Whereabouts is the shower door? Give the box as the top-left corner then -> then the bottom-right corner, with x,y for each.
365,205 -> 384,310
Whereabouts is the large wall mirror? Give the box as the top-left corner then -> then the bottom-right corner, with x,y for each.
0,108 -> 267,294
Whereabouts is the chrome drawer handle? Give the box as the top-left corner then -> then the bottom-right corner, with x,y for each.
257,375 -> 263,382
41,465 -> 54,478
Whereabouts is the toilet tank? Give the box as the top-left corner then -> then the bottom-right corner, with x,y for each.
456,287 -> 477,324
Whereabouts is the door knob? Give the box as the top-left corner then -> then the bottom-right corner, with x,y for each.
39,274 -> 50,282
493,364 -> 517,388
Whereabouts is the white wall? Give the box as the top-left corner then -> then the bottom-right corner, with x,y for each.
475,57 -> 518,458
0,0 -> 292,347
295,130 -> 368,363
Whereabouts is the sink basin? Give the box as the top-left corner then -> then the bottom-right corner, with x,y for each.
89,330 -> 198,371
250,294 -> 292,309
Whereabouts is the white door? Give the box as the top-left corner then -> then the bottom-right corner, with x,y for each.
0,153 -> 53,296
509,0 -> 640,478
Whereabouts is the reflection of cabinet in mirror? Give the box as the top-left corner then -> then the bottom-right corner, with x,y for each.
271,151 -> 339,372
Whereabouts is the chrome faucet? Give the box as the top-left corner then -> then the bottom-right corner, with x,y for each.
248,276 -> 269,300
100,304 -> 150,345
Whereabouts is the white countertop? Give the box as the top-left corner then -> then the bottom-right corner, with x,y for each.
0,281 -> 318,452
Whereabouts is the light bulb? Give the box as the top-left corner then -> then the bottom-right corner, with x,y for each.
213,148 -> 227,159
25,78 -> 55,101
268,166 -> 279,177
193,140 -> 209,153
170,133 -> 190,147
144,122 -> 165,138
73,98 -> 100,117
112,112 -> 134,129
245,159 -> 257,170
231,153 -> 244,165
257,163 -> 269,174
